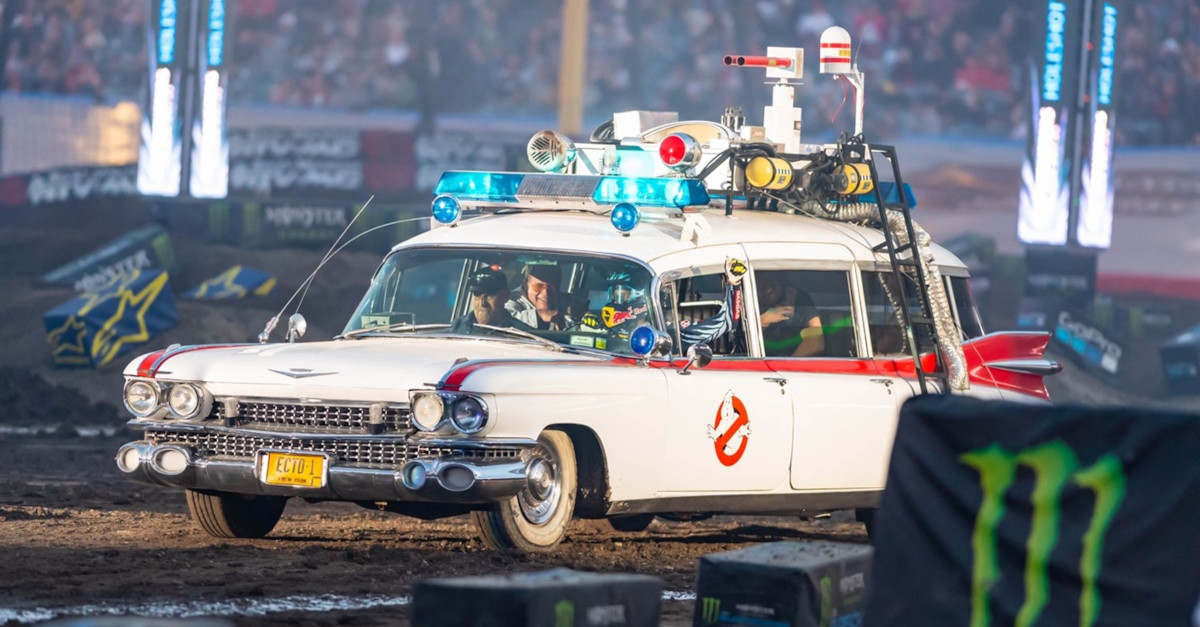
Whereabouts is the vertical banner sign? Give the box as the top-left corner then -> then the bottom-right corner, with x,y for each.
864,396 -> 1200,627
1018,0 -> 1084,246
1076,1 -> 1120,248
138,0 -> 185,196
189,0 -> 230,198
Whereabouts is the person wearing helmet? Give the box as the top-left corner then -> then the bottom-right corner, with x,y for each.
598,272 -> 646,336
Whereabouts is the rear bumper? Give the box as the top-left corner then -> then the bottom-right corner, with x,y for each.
115,440 -> 532,503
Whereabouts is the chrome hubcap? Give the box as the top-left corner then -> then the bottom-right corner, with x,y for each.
518,447 -> 560,525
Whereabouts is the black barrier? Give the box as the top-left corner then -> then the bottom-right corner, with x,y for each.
41,224 -> 177,292
694,541 -> 871,627
184,265 -> 275,300
865,395 -> 1200,626
412,568 -> 662,627
1160,323 -> 1200,395
43,269 -> 178,368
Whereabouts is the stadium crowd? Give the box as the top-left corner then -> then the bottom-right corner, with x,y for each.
2,0 -> 1198,145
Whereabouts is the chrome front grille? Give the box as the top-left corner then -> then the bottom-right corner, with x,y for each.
145,428 -> 524,468
214,400 -> 413,434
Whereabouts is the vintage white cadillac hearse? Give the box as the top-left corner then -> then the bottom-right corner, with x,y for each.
115,36 -> 1056,552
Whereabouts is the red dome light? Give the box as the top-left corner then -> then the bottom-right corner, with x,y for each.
658,133 -> 701,171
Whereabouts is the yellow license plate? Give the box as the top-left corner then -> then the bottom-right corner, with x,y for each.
260,452 -> 326,488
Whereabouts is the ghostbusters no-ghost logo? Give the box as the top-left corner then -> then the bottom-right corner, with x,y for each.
707,390 -> 751,466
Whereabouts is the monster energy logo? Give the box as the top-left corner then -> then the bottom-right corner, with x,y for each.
700,597 -> 721,624
960,439 -> 1126,627
554,599 -> 574,627
819,576 -> 832,626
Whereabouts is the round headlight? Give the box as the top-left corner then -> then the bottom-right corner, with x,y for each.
124,380 -> 160,417
411,394 -> 445,431
450,397 -> 488,434
167,383 -> 201,418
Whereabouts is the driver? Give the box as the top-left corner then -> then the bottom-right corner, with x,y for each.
451,268 -> 530,334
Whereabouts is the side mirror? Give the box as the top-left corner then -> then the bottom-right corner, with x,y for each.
286,313 -> 308,343
678,344 -> 713,375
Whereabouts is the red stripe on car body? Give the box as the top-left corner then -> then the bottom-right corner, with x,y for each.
437,332 -> 1053,398
139,344 -> 249,378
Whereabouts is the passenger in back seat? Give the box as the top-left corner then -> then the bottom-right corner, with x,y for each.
758,273 -> 825,357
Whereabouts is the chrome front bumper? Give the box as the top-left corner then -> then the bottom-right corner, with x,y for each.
115,440 -> 533,503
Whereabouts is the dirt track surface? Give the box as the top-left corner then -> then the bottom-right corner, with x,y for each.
0,432 -> 866,626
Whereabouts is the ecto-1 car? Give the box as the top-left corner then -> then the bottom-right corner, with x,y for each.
115,33 -> 1057,552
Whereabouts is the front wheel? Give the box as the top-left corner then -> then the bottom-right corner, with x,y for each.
472,430 -> 577,552
186,489 -> 287,538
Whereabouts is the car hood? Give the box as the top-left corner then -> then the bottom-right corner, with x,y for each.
127,336 -> 600,400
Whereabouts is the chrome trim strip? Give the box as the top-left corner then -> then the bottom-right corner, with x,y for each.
607,490 -> 883,516
987,358 -> 1063,376
116,440 -> 530,503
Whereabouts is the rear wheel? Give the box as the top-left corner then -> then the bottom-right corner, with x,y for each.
607,514 -> 655,533
472,430 -> 576,552
186,489 -> 287,539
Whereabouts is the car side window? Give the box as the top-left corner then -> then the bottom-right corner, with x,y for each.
755,270 -> 858,358
949,276 -> 985,339
862,270 -> 937,356
660,271 -> 749,357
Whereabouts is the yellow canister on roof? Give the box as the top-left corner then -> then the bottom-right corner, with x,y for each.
744,156 -> 794,190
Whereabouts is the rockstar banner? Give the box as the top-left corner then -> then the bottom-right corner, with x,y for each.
865,395 -> 1200,626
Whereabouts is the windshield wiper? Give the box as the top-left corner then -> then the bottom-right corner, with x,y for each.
471,324 -> 567,352
340,323 -> 452,339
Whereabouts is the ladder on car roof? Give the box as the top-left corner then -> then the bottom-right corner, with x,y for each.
861,143 -> 950,395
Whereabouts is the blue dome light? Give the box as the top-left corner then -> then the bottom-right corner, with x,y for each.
610,202 -> 640,234
630,325 -> 657,357
432,194 -> 461,225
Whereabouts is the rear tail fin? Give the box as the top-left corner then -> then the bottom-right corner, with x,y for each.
961,331 -> 1061,400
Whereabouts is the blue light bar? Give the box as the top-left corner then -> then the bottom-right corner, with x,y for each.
593,177 -> 710,208
433,171 -> 712,210
433,171 -> 524,202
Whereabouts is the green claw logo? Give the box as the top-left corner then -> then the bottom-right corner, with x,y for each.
554,599 -> 574,627
700,596 -> 721,624
960,439 -> 1126,627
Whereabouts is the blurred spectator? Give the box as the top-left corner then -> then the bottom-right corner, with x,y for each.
2,0 -> 1198,146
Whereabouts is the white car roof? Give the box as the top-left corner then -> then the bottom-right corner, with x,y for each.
401,207 -> 968,272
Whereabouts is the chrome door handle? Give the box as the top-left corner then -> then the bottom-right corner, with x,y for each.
763,377 -> 788,386
868,378 -> 894,386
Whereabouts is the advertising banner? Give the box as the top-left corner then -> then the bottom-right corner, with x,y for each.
1018,0 -> 1085,246
1075,0 -> 1122,249
44,269 -> 178,368
0,165 -> 138,208
188,0 -> 231,198
137,0 -> 190,197
865,395 -> 1200,626
227,128 -> 365,196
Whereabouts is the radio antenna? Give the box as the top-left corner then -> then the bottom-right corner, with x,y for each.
258,195 -> 375,343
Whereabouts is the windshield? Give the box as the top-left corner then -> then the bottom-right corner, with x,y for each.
344,248 -> 654,355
